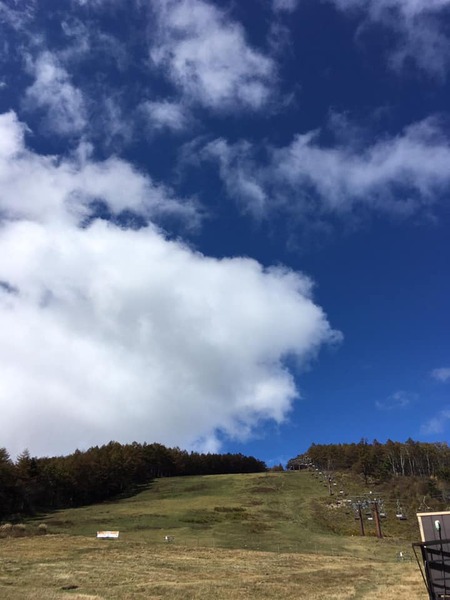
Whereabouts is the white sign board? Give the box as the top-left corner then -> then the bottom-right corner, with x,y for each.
97,531 -> 119,539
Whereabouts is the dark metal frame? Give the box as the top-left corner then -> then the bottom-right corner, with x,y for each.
412,538 -> 450,599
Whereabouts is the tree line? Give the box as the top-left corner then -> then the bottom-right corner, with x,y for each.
288,439 -> 450,483
0,442 -> 266,520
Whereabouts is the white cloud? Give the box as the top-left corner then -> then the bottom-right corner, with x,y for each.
375,390 -> 416,410
201,116 -> 450,221
328,0 -> 450,77
431,367 -> 450,382
150,0 -> 275,112
0,111 -> 198,227
272,0 -> 300,13
271,118 -> 450,214
0,1 -> 35,31
0,111 -> 339,457
201,138 -> 269,218
59,16 -> 130,73
96,96 -> 135,149
23,51 -> 87,136
140,100 -> 190,132
333,0 -> 450,19
421,409 -> 450,435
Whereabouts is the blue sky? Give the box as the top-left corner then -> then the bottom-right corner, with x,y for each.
0,0 -> 449,464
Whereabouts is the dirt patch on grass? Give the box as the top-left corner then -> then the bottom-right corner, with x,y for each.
251,486 -> 277,493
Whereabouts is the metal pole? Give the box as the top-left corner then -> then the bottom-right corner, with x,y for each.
358,503 -> 365,536
373,501 -> 383,539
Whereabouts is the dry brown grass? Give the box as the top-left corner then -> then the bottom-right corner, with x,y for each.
0,534 -> 425,599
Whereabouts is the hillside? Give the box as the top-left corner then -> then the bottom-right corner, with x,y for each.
0,471 -> 429,598
34,469 -> 426,549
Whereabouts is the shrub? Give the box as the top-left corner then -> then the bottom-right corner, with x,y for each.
12,523 -> 27,537
0,523 -> 13,538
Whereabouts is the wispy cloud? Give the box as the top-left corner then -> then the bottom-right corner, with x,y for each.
200,115 -> 450,222
140,100 -> 190,133
327,0 -> 450,78
330,0 -> 450,20
376,390 -> 417,410
431,367 -> 450,382
150,0 -> 276,112
421,409 -> 450,435
0,0 -> 35,32
272,0 -> 300,13
23,51 -> 87,137
3,0 -> 277,145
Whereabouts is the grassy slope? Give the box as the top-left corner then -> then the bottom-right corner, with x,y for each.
309,470 -> 428,542
0,471 -> 427,599
36,471 -> 422,553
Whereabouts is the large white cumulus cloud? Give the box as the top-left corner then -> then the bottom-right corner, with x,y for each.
0,112 -> 338,457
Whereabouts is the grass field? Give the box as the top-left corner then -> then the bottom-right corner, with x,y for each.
0,471 -> 427,599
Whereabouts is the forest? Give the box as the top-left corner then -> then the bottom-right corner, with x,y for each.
0,442 -> 265,520
288,439 -> 450,483
4,437 -> 450,523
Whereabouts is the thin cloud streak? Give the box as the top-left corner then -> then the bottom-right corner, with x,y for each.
375,390 -> 417,410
